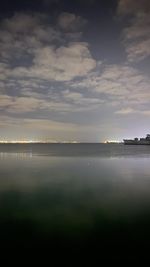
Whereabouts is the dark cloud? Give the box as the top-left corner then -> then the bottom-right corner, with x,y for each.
118,0 -> 150,15
0,11 -> 96,82
57,12 -> 87,32
117,0 -> 150,61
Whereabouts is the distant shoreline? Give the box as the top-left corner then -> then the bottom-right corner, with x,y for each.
0,142 -> 123,145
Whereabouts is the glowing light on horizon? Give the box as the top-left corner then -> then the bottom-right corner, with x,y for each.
0,139 -> 80,144
104,140 -> 121,144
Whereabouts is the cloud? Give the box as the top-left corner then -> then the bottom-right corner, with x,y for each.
0,89 -> 101,115
0,81 -> 5,93
117,0 -> 150,61
0,11 -> 97,121
0,95 -> 46,113
122,13 -> 150,61
0,95 -> 12,108
1,13 -> 42,34
115,107 -> 150,116
0,12 -> 95,82
125,38 -> 150,62
4,42 -> 96,82
72,64 -> 144,95
117,0 -> 150,15
0,13 -> 63,64
57,12 -> 87,32
0,63 -> 9,80
0,93 -> 77,113
31,42 -> 96,81
69,63 -> 150,114
115,107 -> 136,114
62,89 -> 102,108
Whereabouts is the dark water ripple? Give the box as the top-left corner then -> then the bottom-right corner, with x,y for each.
1,143 -> 150,157
0,144 -> 150,262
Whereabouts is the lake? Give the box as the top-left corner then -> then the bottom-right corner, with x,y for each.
0,143 -> 150,263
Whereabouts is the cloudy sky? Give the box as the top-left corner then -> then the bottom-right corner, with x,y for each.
0,0 -> 150,142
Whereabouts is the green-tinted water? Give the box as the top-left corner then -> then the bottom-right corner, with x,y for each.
0,144 -> 150,262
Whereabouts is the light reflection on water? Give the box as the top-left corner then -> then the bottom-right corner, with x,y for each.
0,152 -> 33,159
1,146 -> 150,258
1,152 -> 150,209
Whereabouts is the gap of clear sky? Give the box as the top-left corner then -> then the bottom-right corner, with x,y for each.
0,0 -> 150,142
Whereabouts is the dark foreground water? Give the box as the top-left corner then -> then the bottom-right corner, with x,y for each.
1,143 -> 150,263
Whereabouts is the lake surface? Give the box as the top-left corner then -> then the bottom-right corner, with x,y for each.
1,143 -> 150,262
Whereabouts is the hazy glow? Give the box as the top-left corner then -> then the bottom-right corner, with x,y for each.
0,140 -> 80,144
104,140 -> 121,144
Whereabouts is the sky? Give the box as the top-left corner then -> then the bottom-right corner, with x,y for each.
0,0 -> 150,142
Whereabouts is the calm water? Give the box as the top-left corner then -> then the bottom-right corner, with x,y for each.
1,143 -> 150,261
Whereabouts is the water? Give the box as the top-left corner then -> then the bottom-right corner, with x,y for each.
0,143 -> 150,262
